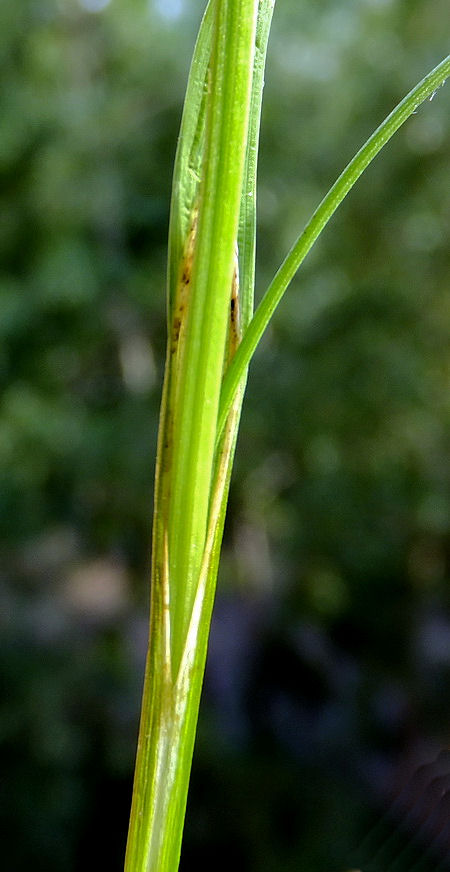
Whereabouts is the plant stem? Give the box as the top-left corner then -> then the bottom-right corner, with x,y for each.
124,2 -> 261,869
167,0 -> 258,671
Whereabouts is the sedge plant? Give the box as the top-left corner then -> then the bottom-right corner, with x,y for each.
125,1 -> 449,869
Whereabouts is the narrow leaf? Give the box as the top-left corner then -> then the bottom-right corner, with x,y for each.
217,53 -> 450,440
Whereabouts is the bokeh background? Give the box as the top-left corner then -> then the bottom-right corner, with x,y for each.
1,0 -> 450,869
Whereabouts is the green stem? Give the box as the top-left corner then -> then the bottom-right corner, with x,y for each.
167,0 -> 258,671
217,53 -> 450,441
124,3 -> 259,870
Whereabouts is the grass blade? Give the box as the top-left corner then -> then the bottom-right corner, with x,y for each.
217,53 -> 450,440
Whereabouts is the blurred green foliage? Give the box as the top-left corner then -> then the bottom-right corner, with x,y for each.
1,1 -> 449,870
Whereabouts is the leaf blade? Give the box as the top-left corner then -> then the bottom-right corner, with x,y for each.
217,53 -> 450,441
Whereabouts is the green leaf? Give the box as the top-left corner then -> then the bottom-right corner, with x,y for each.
217,53 -> 450,441
166,0 -> 214,316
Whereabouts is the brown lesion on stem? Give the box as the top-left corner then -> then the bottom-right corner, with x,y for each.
228,243 -> 241,359
170,206 -> 198,357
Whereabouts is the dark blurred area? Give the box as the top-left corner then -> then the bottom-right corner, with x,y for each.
1,0 -> 449,869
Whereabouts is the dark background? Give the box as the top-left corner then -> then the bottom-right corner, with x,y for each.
1,0 -> 450,869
